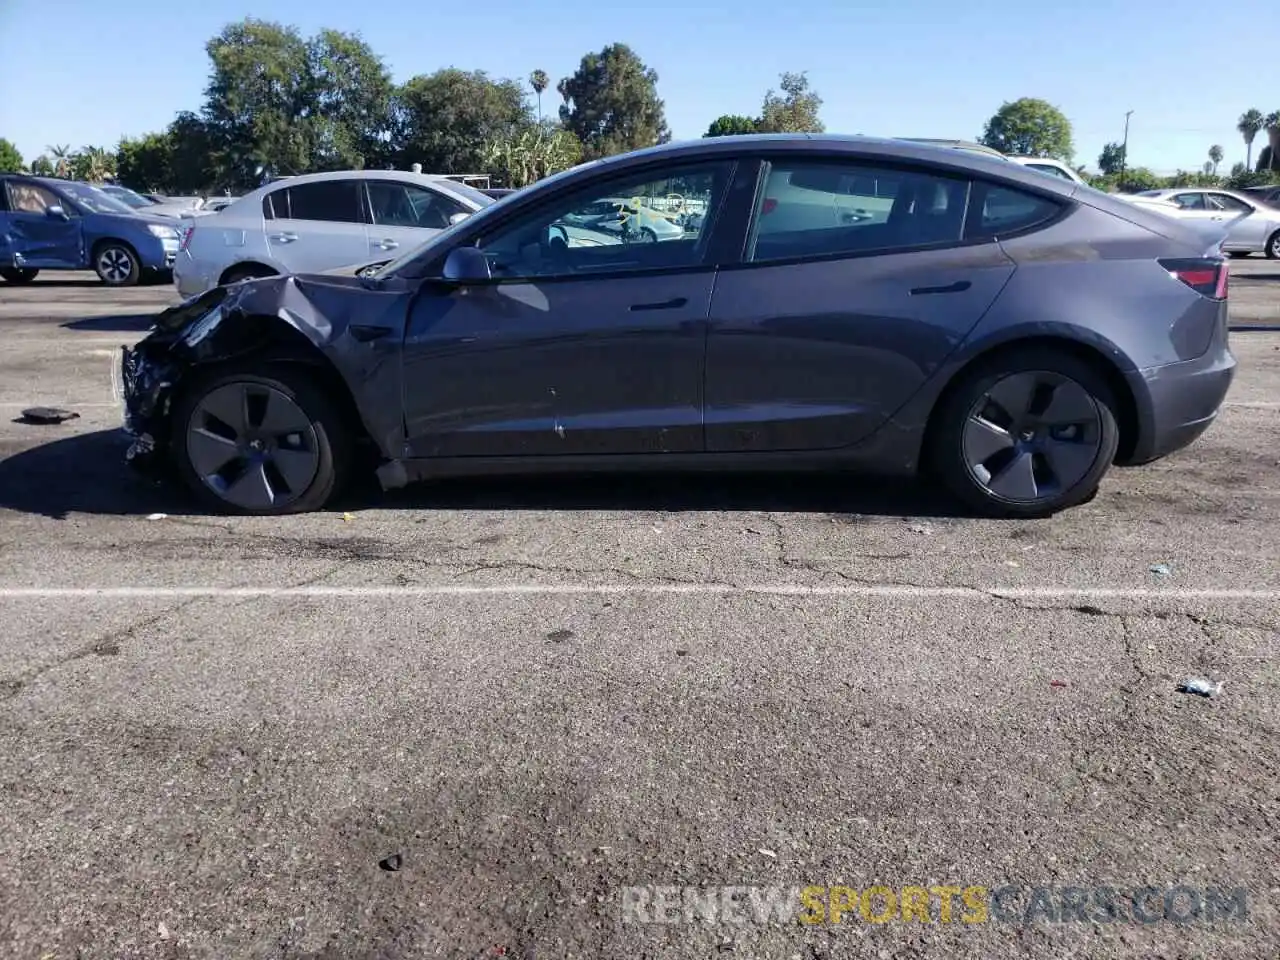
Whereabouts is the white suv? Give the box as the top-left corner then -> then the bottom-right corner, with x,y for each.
173,170 -> 493,297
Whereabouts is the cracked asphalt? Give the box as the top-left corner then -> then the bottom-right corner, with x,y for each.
0,271 -> 1278,959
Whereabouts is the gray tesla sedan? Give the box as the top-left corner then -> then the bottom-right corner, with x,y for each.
120,134 -> 1236,518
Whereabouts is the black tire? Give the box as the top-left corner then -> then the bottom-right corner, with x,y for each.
222,264 -> 276,286
171,363 -> 352,516
640,227 -> 658,242
928,347 -> 1120,518
1266,230 -> 1280,260
93,241 -> 140,286
1228,251 -> 1250,259
0,267 -> 38,283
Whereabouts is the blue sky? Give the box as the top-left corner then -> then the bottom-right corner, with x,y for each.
1,0 -> 1274,175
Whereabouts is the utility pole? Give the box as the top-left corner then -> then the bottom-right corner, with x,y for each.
1119,110 -> 1133,185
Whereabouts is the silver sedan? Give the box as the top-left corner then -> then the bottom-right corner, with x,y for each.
1136,188 -> 1280,258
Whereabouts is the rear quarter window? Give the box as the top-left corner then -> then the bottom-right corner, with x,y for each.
965,183 -> 1062,241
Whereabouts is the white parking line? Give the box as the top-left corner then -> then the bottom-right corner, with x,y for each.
0,586 -> 1276,600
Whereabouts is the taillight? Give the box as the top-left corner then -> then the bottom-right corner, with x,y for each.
179,226 -> 194,251
1158,257 -> 1228,300
761,198 -> 777,216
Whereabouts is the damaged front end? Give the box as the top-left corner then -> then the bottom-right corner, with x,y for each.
119,273 -> 411,481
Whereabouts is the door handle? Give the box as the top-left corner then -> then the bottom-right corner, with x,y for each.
373,238 -> 399,250
630,297 -> 688,312
270,232 -> 298,243
349,324 -> 393,342
910,281 -> 971,296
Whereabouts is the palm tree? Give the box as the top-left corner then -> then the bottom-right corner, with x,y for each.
47,143 -> 72,178
1265,111 -> 1280,173
529,70 -> 549,123
1208,144 -> 1223,175
1238,109 -> 1264,171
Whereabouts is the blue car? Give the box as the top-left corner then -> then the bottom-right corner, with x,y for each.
0,175 -> 182,286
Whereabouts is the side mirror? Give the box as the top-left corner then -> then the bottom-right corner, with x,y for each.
448,212 -> 470,226
442,245 -> 492,283
46,205 -> 69,221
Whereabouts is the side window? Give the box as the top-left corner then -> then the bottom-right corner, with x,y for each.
965,183 -> 1061,240
747,161 -> 968,263
1172,193 -> 1206,210
279,181 -> 362,223
6,182 -> 62,214
368,182 -> 468,229
1209,194 -> 1250,213
473,163 -> 730,280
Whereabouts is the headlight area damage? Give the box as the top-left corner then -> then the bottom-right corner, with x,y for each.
120,273 -> 410,481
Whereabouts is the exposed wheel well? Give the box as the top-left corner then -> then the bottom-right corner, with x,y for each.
218,262 -> 277,285
177,317 -> 371,449
921,336 -> 1140,469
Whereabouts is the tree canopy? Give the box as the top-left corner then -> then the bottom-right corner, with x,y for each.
558,43 -> 669,160
0,138 -> 22,173
979,98 -> 1074,161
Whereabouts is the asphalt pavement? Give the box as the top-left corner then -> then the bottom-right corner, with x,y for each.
0,268 -> 1277,959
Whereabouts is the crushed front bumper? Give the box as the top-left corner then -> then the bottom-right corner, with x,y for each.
120,343 -> 176,478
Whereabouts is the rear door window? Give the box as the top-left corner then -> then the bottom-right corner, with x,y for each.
274,181 -> 363,223
964,183 -> 1062,241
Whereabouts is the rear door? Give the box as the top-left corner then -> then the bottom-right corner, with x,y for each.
704,157 -> 1022,453
1,179 -> 83,267
362,180 -> 471,261
263,179 -> 369,274
1208,192 -> 1270,250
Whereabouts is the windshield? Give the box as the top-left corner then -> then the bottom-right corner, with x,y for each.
54,182 -> 138,215
102,186 -> 153,208
441,181 -> 497,208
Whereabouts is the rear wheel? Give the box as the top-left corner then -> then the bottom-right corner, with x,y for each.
928,348 -> 1120,518
0,267 -> 38,283
94,242 -> 140,286
1266,230 -> 1280,260
172,364 -> 351,515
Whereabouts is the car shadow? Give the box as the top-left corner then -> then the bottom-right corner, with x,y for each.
0,429 -> 969,522
60,314 -> 156,332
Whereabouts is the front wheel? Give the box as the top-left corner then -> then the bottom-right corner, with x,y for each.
1266,230 -> 1280,260
172,364 -> 352,515
928,348 -> 1120,518
0,267 -> 38,283
94,243 -> 140,286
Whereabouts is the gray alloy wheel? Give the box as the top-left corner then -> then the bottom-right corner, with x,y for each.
184,381 -> 321,511
1267,230 -> 1280,260
961,370 -> 1104,505
95,243 -> 139,286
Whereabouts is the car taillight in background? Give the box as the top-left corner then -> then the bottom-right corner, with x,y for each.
761,198 -> 778,216
179,226 -> 194,252
1158,257 -> 1228,300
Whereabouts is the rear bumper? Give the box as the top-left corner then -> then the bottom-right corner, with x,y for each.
1122,340 -> 1237,465
173,251 -> 216,298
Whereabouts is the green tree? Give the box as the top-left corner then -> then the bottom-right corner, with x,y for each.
1097,141 -> 1125,176
1208,144 -> 1223,175
756,72 -> 823,133
1238,109 -> 1264,171
29,154 -> 54,176
304,28 -> 395,169
48,144 -> 72,178
1258,111 -> 1280,173
529,69 -> 549,122
1116,167 -> 1161,193
0,138 -> 23,173
69,146 -> 115,182
165,112 -> 220,193
482,124 -> 582,188
394,68 -> 531,174
979,97 -> 1074,161
117,133 -> 174,192
704,114 -> 759,137
558,43 -> 669,160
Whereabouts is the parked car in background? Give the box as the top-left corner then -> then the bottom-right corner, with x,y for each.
560,196 -> 685,242
0,175 -> 181,285
122,134 -> 1233,520
173,170 -> 494,297
1134,188 -> 1280,258
481,188 -> 519,200
98,184 -> 205,219
1008,156 -> 1085,185
1241,184 -> 1280,208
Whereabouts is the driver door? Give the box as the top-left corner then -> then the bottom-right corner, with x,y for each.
3,180 -> 83,267
400,160 -> 735,458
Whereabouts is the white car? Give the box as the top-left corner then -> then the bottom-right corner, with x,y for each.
173,170 -> 494,297
1007,156 -> 1087,185
1130,188 -> 1280,258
